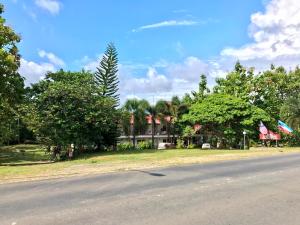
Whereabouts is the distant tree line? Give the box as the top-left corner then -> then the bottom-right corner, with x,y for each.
122,63 -> 300,148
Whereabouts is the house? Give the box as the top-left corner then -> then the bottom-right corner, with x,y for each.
118,115 -> 178,147
118,115 -> 206,148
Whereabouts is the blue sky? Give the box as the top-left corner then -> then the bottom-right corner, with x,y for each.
3,0 -> 300,103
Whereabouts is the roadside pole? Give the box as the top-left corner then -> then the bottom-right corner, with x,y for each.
243,131 -> 247,150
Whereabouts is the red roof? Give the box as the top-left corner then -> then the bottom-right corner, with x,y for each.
146,115 -> 161,125
129,114 -> 172,125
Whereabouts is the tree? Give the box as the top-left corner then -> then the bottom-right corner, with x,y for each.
183,126 -> 195,146
124,99 -> 149,147
182,93 -> 271,148
95,43 -> 119,106
0,4 -> 24,144
280,94 -> 300,130
213,61 -> 254,101
182,93 -> 193,106
23,70 -> 119,151
156,100 -> 172,142
250,66 -> 290,120
155,98 -> 188,143
146,105 -> 159,149
192,74 -> 210,102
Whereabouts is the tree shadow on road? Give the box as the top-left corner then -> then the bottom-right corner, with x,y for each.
132,170 -> 166,177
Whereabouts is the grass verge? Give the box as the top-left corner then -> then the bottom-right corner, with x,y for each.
1,145 -> 300,184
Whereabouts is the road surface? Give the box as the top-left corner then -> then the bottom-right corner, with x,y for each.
1,153 -> 300,225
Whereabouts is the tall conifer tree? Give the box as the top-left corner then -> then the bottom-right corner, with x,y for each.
95,43 -> 119,106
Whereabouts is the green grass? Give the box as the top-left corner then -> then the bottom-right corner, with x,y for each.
0,144 -> 49,165
1,144 -> 300,183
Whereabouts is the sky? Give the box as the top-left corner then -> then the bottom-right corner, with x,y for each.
3,0 -> 300,104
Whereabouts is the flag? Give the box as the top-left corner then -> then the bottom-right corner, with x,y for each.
278,120 -> 293,134
259,121 -> 268,134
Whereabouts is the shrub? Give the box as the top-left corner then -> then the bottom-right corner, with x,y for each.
249,139 -> 258,147
187,144 -> 195,149
117,142 -> 134,151
283,130 -> 300,146
137,141 -> 152,150
176,139 -> 184,149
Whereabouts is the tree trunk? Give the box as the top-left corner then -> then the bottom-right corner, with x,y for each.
151,119 -> 155,149
167,123 -> 170,142
172,123 -> 175,144
132,121 -> 136,148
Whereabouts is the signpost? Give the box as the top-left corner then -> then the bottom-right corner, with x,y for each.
243,131 -> 247,150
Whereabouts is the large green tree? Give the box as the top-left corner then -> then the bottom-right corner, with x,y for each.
251,66 -> 290,120
214,62 -> 254,101
0,4 -> 24,144
23,70 -> 119,150
95,43 -> 119,105
213,62 -> 300,121
182,93 -> 271,148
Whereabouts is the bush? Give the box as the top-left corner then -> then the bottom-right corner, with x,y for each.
187,144 -> 195,149
176,139 -> 184,149
283,130 -> 300,146
117,142 -> 134,151
249,139 -> 258,147
137,141 -> 152,150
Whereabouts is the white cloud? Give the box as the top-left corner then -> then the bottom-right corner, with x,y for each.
221,0 -> 300,70
117,57 -> 225,104
84,60 -> 99,71
19,51 -> 65,85
19,58 -> 56,85
38,50 -> 65,67
35,0 -> 61,15
132,20 -> 198,32
122,67 -> 171,94
166,56 -> 209,81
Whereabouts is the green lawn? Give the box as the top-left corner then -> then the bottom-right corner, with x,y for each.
1,144 -> 300,183
0,144 -> 49,165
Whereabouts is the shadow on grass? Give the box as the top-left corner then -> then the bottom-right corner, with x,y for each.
0,145 -> 49,165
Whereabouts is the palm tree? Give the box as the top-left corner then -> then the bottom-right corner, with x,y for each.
156,100 -> 172,142
280,94 -> 300,130
156,97 -> 189,144
146,105 -> 159,149
124,99 -> 149,147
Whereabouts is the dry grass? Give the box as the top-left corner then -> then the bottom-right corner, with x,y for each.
1,145 -> 300,184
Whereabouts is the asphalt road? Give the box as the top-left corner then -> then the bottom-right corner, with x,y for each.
2,153 -> 300,225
